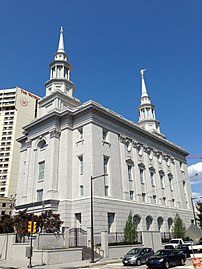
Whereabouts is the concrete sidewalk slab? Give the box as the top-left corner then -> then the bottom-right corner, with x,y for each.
0,257 -> 121,269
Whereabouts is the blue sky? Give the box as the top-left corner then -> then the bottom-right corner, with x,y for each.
1,0 -> 202,195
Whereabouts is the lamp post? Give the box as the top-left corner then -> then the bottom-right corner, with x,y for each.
90,173 -> 107,263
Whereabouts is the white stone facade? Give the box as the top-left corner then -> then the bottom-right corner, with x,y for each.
16,28 -> 193,234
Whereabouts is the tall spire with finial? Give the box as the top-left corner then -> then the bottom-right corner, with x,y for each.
45,27 -> 74,97
138,69 -> 165,138
57,27 -> 65,53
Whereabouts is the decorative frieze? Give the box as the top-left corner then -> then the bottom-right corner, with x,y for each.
26,139 -> 32,148
119,134 -> 175,165
49,128 -> 61,139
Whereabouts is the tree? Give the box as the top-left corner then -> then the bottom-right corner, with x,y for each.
172,213 -> 186,239
196,201 -> 202,228
38,210 -> 63,233
124,211 -> 137,244
13,209 -> 39,241
0,214 -> 14,233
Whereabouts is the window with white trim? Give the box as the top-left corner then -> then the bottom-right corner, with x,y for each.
37,189 -> 43,202
38,161 -> 45,181
103,156 -> 109,175
78,155 -> 84,175
140,168 -> 144,184
128,165 -> 133,181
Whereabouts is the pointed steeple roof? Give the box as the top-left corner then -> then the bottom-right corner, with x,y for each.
57,27 -> 65,53
140,69 -> 149,99
138,69 -> 165,138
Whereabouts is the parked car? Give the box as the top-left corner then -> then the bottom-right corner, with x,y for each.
146,249 -> 186,268
122,247 -> 154,266
176,244 -> 192,258
164,238 -> 184,249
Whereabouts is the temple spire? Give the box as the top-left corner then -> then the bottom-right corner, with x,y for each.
45,27 -> 74,97
140,69 -> 149,98
57,27 -> 65,53
138,69 -> 165,138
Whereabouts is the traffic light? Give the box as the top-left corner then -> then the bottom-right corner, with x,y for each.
28,221 -> 32,233
33,222 -> 37,234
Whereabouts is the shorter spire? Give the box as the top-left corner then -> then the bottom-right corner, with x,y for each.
140,69 -> 148,98
57,26 -> 65,53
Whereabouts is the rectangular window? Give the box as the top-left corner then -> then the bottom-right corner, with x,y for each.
140,169 -> 144,184
153,195 -> 157,204
150,172 -> 155,187
163,197 -> 166,206
108,212 -> 115,233
37,189 -> 43,202
102,129 -> 108,141
103,156 -> 109,175
80,185 -> 84,196
38,161 -> 45,181
129,190 -> 134,200
142,193 -> 146,202
160,175 -> 164,189
78,156 -> 83,175
169,178 -> 173,191
128,165 -> 133,181
105,186 -> 109,196
78,127 -> 83,140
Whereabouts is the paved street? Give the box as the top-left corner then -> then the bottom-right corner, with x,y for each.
78,259 -> 194,269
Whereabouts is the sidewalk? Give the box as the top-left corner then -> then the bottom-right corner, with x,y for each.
0,257 -> 121,269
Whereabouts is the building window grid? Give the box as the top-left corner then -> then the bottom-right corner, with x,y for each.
102,129 -> 108,141
80,185 -> 84,196
37,189 -> 43,202
105,186 -> 109,196
160,175 -> 164,189
169,177 -> 173,192
140,168 -> 144,184
150,171 -> 155,187
78,128 -> 83,140
130,190 -> 134,200
128,165 -> 133,181
78,156 -> 84,175
38,161 -> 45,181
103,156 -> 109,175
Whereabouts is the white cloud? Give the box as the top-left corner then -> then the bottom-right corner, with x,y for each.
188,162 -> 202,184
188,162 -> 202,197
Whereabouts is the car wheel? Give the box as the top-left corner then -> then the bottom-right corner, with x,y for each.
136,258 -> 141,266
165,261 -> 169,269
180,258 -> 185,266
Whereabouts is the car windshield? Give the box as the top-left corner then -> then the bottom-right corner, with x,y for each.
127,248 -> 141,255
169,239 -> 179,244
154,250 -> 170,256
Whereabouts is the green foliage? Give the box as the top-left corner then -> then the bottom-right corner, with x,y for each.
196,201 -> 202,228
13,209 -> 39,236
0,209 -> 63,235
124,211 -> 138,245
172,213 -> 186,239
0,214 -> 14,233
38,210 -> 63,233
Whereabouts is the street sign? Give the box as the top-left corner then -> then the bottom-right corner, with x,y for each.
186,223 -> 202,242
28,235 -> 36,240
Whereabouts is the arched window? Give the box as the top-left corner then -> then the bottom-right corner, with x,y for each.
146,215 -> 153,231
168,217 -> 173,231
38,140 -> 47,150
133,214 -> 141,229
157,216 -> 164,231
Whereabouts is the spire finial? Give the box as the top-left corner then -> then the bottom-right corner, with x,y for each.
57,26 -> 65,53
140,69 -> 148,97
140,69 -> 147,78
